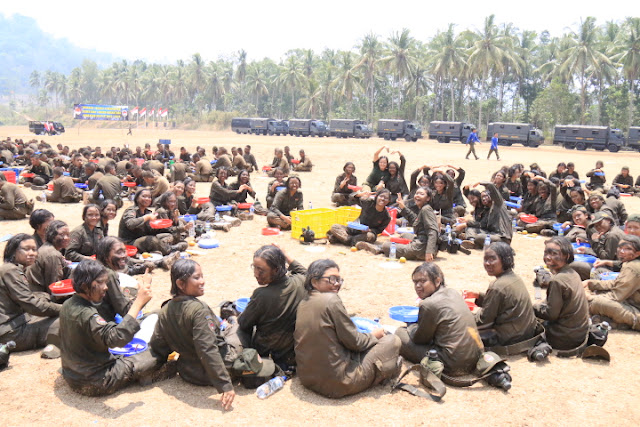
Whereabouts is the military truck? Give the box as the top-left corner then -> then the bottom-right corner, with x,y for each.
428,121 -> 474,143
249,118 -> 289,135
329,119 -> 373,138
377,119 -> 422,141
553,125 -> 625,152
486,122 -> 544,147
626,127 -> 640,151
288,119 -> 328,137
231,117 -> 251,134
28,121 -> 65,136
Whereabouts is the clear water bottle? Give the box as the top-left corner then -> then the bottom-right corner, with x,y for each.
445,223 -> 451,235
41,191 -> 47,203
249,205 -> 255,214
214,212 -> 220,222
389,242 -> 397,260
512,218 -> 517,229
484,234 -> 491,248
256,375 -> 288,399
558,226 -> 564,237
205,220 -> 211,232
308,201 -> 313,210
188,224 -> 196,238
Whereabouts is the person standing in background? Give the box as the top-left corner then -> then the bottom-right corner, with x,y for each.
465,127 -> 480,160
487,133 -> 500,160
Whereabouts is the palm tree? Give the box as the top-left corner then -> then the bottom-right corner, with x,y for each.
29,71 -> 40,91
246,62 -> 269,114
276,56 -> 306,117
558,17 -> 613,124
205,61 -> 226,111
355,33 -> 383,122
333,51 -> 363,116
298,80 -> 325,118
429,24 -> 467,120
382,29 -> 417,114
467,15 -> 512,130
189,53 -> 206,99
613,17 -> 640,130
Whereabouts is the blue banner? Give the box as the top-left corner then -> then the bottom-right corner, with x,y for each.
73,104 -> 129,121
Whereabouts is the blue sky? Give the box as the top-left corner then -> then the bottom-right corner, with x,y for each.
2,0 -> 635,64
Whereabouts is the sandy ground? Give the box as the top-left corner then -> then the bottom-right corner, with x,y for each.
1,125 -> 639,426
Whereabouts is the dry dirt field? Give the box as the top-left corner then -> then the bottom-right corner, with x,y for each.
1,125 -> 639,426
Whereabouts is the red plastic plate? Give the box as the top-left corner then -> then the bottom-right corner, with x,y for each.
49,279 -> 75,295
196,197 -> 210,204
520,214 -> 538,224
150,219 -> 173,229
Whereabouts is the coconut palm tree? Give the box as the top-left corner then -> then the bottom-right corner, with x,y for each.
429,24 -> 467,120
355,33 -> 383,122
276,56 -> 306,117
246,62 -> 269,114
558,17 -> 613,124
332,51 -> 363,116
612,17 -> 640,129
382,28 -> 417,114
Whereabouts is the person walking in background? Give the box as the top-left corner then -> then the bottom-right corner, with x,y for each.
465,127 -> 480,160
487,132 -> 500,160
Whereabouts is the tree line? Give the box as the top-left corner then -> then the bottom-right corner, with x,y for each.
24,15 -> 640,136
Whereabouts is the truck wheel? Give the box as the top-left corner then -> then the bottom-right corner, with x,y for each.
383,134 -> 390,141
405,135 -> 412,142
391,136 -> 397,141
575,142 -> 586,151
608,144 -> 620,153
412,137 -> 418,142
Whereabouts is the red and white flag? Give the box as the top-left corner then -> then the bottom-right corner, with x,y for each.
160,108 -> 168,118
139,107 -> 147,118
131,106 -> 139,116
149,108 -> 155,118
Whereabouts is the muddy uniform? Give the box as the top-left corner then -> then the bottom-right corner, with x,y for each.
452,168 -> 467,210
588,258 -> 640,330
474,269 -> 538,346
586,169 -> 606,191
25,162 -> 53,185
48,176 -> 82,203
613,174 -> 634,193
588,226 -> 626,261
565,224 -> 588,243
382,156 -> 408,206
209,180 -> 237,207
194,159 -> 213,182
467,183 -> 513,247
213,154 -> 235,175
520,191 -> 539,215
86,172 -> 104,190
26,243 -> 70,294
331,173 -> 357,206
396,287 -> 483,375
0,182 -> 32,220
59,295 -> 160,396
329,198 -> 390,246
505,177 -> 523,198
151,296 -> 241,392
605,195 -> 627,225
178,194 -> 199,216
66,224 -> 104,262
231,155 -> 248,175
382,204 -> 438,260
266,190 -> 304,229
151,176 -> 170,201
238,261 -> 307,366
154,207 -> 187,240
145,160 -> 165,177
364,159 -> 390,192
115,160 -> 133,177
0,262 -> 61,351
265,179 -> 285,208
293,157 -> 313,172
294,291 -> 401,398
534,266 -> 589,350
118,206 -> 173,255
525,179 -> 557,233
92,173 -> 123,206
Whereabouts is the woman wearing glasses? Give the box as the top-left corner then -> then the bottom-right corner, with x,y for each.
294,259 -> 401,398
238,244 -> 307,370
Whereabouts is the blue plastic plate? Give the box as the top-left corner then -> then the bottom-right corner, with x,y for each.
396,227 -> 414,234
505,201 -> 521,209
109,337 -> 148,356
351,317 -> 379,333
388,305 -> 419,323
63,172 -> 70,176
572,242 -> 591,249
75,183 -> 88,189
198,239 -> 219,249
574,254 -> 597,264
276,186 -> 286,192
215,205 -> 232,211
552,223 -> 564,231
594,172 -> 604,176
347,221 -> 369,231
599,271 -> 619,281
236,297 -> 250,313
180,214 -> 197,222
509,196 -> 522,202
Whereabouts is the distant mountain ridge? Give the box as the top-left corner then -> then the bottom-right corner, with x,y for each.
0,13 -> 115,96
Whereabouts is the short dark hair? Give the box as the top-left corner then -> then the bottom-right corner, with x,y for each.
99,199 -> 118,214
216,167 -> 228,179
486,241 -> 515,270
253,245 -> 287,282
304,259 -> 339,291
156,191 -> 176,210
285,175 -> 301,189
96,236 -> 124,267
170,259 -> 199,296
53,167 -> 64,177
45,220 -> 67,244
545,236 -> 574,264
29,209 -> 54,231
4,233 -> 35,263
619,235 -> 640,253
343,162 -> 355,172
133,187 -> 151,205
412,262 -> 445,288
71,259 -> 108,295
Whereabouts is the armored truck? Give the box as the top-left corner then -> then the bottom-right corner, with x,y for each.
289,119 -> 328,137
486,122 -> 544,147
377,119 -> 422,141
329,119 -> 373,138
428,121 -> 474,143
249,118 -> 289,135
231,117 -> 251,134
553,125 -> 624,152
626,127 -> 640,151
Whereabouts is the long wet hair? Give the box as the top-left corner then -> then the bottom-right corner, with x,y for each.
486,241 -> 515,270
412,262 -> 445,288
253,245 -> 287,282
4,233 -> 35,263
304,259 -> 339,291
72,259 -> 108,295
544,236 -> 574,265
170,259 -> 199,296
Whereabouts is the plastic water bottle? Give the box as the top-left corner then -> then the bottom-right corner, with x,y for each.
41,191 -> 47,203
188,224 -> 196,238
512,218 -> 517,229
389,242 -> 397,260
558,227 -> 564,237
250,205 -> 255,214
214,212 -> 220,222
445,223 -> 452,243
256,375 -> 288,399
205,220 -> 211,232
308,201 -> 313,210
484,234 -> 491,248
